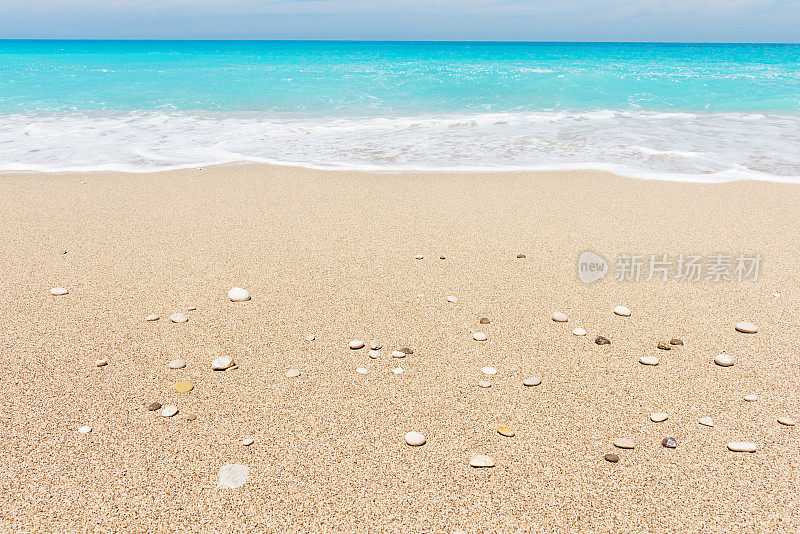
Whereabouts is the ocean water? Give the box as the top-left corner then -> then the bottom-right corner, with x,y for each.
1,40 -> 799,181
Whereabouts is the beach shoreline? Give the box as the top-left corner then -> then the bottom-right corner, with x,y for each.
1,163 -> 798,533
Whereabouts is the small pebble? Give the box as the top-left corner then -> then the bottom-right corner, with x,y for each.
305,334 -> 315,341
714,354 -> 734,367
735,321 -> 758,334
227,287 -> 251,302
186,306 -> 197,311
778,417 -> 796,426
604,453 -> 619,463
469,454 -> 496,468
479,317 -> 491,324
218,464 -> 250,489
639,356 -> 659,366
174,380 -> 194,393
516,254 -> 526,259
161,405 -> 178,417
185,414 -> 197,421
349,339 -> 365,350
698,417 -> 714,427
392,367 -> 403,375
50,287 -> 69,296
77,425 -> 92,433
657,342 -> 671,351
355,367 -> 369,375
670,338 -> 684,345
369,341 -> 382,350
400,347 -> 413,355
95,359 -> 108,367
145,314 -> 160,321
368,350 -> 380,359
241,437 -> 255,446
662,437 -> 677,448
727,442 -> 757,452
404,431 -> 426,446
473,332 -> 487,341
613,438 -> 635,449
481,366 -> 497,375
650,412 -> 669,423
614,305 -> 631,317
168,359 -> 186,369
392,350 -> 406,358
211,357 -> 234,371
170,313 -> 188,323
744,394 -> 758,402
414,255 -> 423,260
595,336 -> 611,345
285,369 -> 301,378
551,311 -> 568,322
523,377 -> 542,387
446,296 -> 459,303
497,425 -> 515,437
146,402 -> 162,411
572,328 -> 587,336
478,380 -> 492,388
440,256 -> 446,260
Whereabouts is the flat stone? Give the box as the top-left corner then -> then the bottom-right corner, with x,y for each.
735,321 -> 758,334
469,454 -> 496,468
552,311 -> 568,322
481,366 -> 497,375
392,367 -> 404,375
670,338 -> 683,345
497,425 -> 515,437
392,350 -> 406,358
613,438 -> 635,449
572,328 -> 587,336
305,334 -> 315,341
77,425 -> 92,433
698,417 -> 714,427
523,377 -> 542,387
404,431 -> 426,446
639,356 -> 659,366
479,317 -> 491,324
146,402 -> 162,411
478,380 -> 492,388
170,313 -> 188,323
473,332 -> 487,341
145,314 -> 160,321
727,442 -> 757,452
168,359 -> 186,369
211,357 -> 234,371
95,359 -> 108,367
285,368 -> 300,378
714,354 -> 734,367
185,413 -> 197,421
174,380 -> 194,393
400,347 -> 413,355
186,306 -> 197,311
355,367 -> 369,374
516,254 -> 526,259
161,405 -> 178,417
650,412 -> 669,423
349,339 -> 365,350
227,287 -> 251,302
241,437 -> 255,446
446,296 -> 459,303
614,305 -> 631,317
218,464 -> 250,489
50,287 -> 68,296
744,394 -> 758,402
368,350 -> 380,359
369,341 -> 382,350
440,256 -> 446,260
662,437 -> 677,448
595,336 -> 611,345
657,342 -> 671,351
604,453 -> 619,463
414,255 -> 423,260
778,417 -> 796,426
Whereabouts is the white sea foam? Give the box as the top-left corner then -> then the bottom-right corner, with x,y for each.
2,110 -> 800,182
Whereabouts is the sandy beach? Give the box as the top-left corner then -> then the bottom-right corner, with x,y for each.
0,163 -> 798,533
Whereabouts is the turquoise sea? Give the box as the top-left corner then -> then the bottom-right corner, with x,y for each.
1,40 -> 799,180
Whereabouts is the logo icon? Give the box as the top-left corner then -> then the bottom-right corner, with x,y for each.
577,251 -> 608,284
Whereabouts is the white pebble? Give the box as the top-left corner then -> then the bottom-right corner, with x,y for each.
218,464 -> 250,489
480,366 -> 497,375
469,454 -> 496,468
478,380 -> 492,388
369,341 -> 382,350
650,412 -> 669,423
161,405 -> 178,417
211,357 -> 233,370
305,334 -> 315,341
735,321 -> 758,333
391,350 -> 406,358
227,287 -> 251,302
613,437 -> 635,449
356,367 -> 369,375
95,359 -> 108,367
473,332 -> 487,341
446,296 -> 459,303
145,314 -> 159,321
392,367 -> 403,375
349,339 -> 365,350
50,287 -> 69,296
368,350 -> 380,359
639,356 -> 659,366
551,311 -> 568,322
698,416 -> 714,427
404,431 -> 426,446
614,305 -> 631,317
572,328 -> 587,336
778,417 -> 796,426
168,359 -> 186,369
744,394 -> 758,402
170,313 -> 188,323
523,377 -> 542,387
77,425 -> 92,433
714,353 -> 734,367
241,437 -> 255,446
285,368 -> 300,378
727,441 -> 757,452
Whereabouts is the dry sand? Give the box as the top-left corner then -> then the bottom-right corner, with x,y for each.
0,164 -> 798,533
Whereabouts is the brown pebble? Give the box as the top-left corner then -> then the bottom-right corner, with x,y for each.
440,256 -> 446,260
479,317 -> 491,324
604,453 -> 619,463
516,254 -> 526,259
595,336 -> 611,345
657,342 -> 671,350
185,413 -> 197,421
670,338 -> 683,346
400,347 -> 413,355
146,402 -> 162,411
497,425 -> 516,437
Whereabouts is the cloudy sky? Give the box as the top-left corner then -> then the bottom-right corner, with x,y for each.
0,0 -> 797,41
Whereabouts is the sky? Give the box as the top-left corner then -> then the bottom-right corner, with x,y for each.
0,0 -> 798,42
